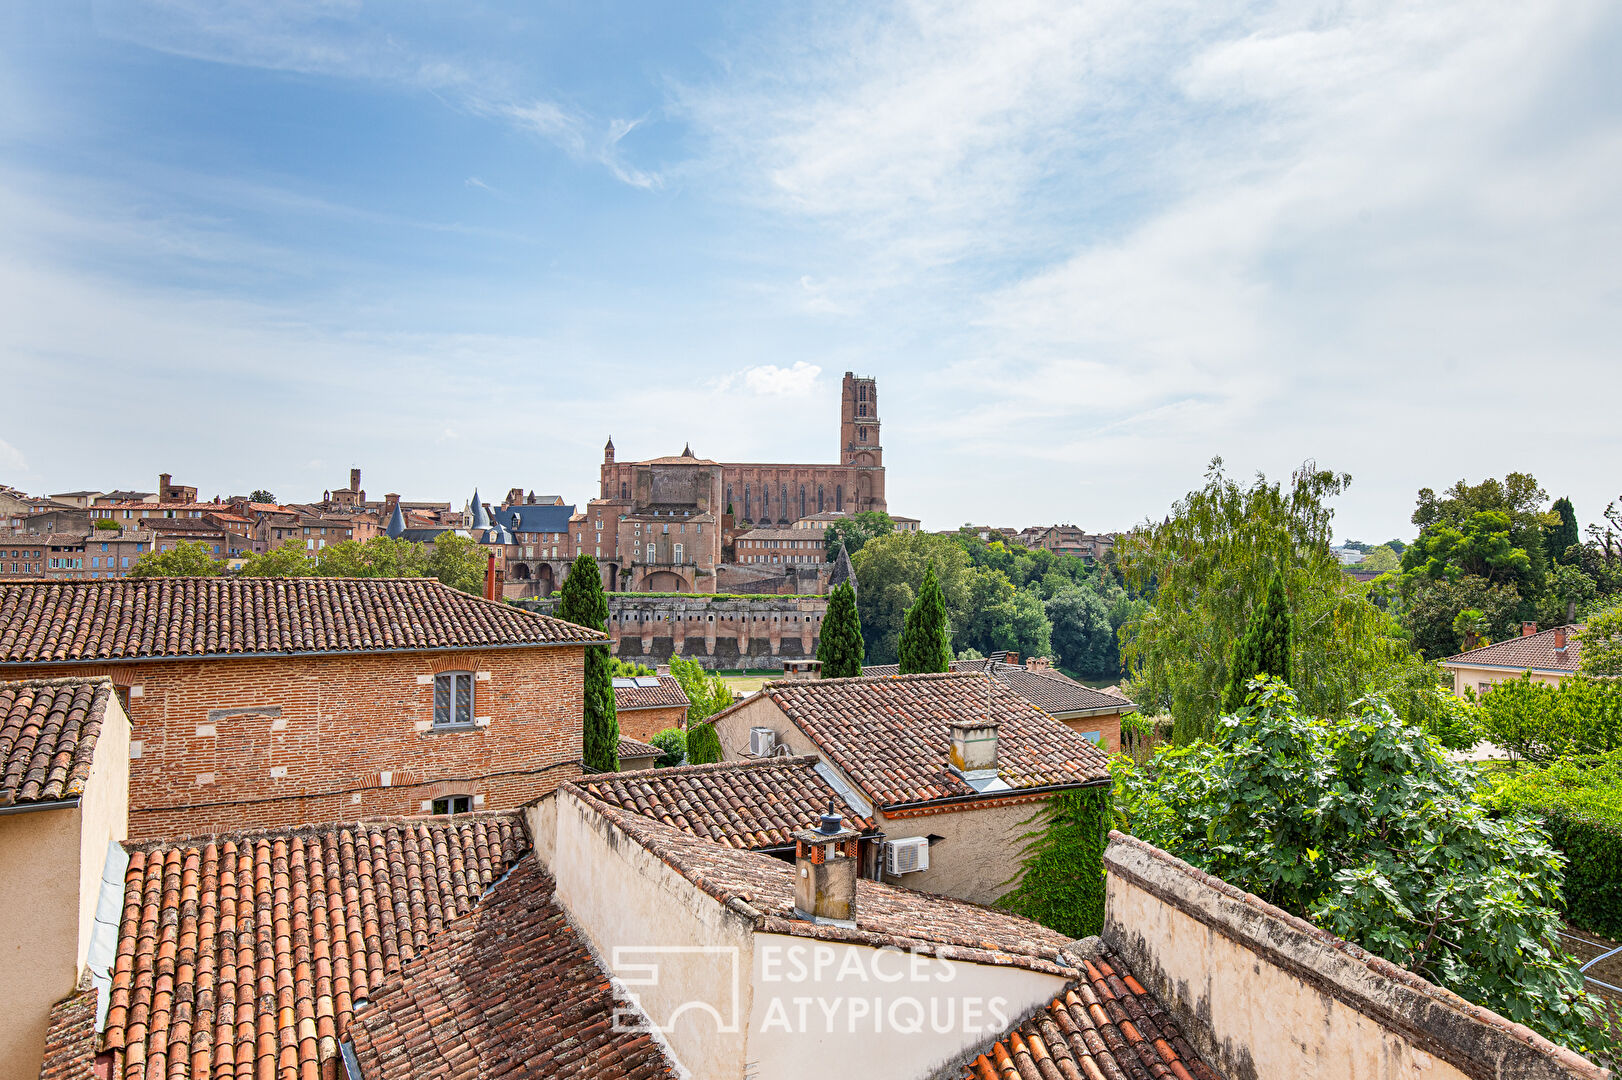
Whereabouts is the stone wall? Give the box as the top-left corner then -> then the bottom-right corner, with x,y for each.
517,595 -> 829,671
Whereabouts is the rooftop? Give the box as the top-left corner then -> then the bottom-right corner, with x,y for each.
573,755 -> 878,850
0,578 -> 606,664
616,735 -> 664,760
864,657 -> 1138,715
346,856 -> 676,1080
1442,624 -> 1584,672
0,676 -> 113,806
734,671 -> 1112,808
103,813 -> 529,1080
611,673 -> 690,711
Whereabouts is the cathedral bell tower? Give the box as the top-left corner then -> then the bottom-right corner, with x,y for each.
839,373 -> 882,470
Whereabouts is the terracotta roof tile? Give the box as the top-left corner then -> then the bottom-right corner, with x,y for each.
616,736 -> 664,760
865,660 -> 1138,714
567,785 -> 1077,973
742,672 -> 1112,808
576,755 -> 877,849
347,856 -> 677,1079
100,813 -> 529,1080
611,673 -> 690,711
962,949 -> 1220,1080
0,676 -> 111,806
0,578 -> 605,664
1443,624 -> 1583,672
38,978 -> 100,1080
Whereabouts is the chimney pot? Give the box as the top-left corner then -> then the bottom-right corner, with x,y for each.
655,663 -> 671,676
1555,626 -> 1568,651
1522,621 -> 1538,637
949,719 -> 999,775
792,816 -> 861,925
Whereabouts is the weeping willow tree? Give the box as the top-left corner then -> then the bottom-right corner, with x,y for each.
1118,458 -> 1443,743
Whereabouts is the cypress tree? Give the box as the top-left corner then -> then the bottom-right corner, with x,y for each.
1223,570 -> 1293,712
1549,497 -> 1579,566
898,563 -> 952,674
817,581 -> 864,677
687,721 -> 723,765
556,554 -> 619,771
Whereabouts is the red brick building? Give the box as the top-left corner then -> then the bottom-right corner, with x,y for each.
0,577 -> 605,840
610,670 -> 689,740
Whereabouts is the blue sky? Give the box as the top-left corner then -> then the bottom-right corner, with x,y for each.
2,1 -> 1620,542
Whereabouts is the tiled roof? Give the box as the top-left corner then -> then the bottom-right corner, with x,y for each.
497,503 -> 577,534
0,578 -> 605,663
574,756 -> 877,849
0,677 -> 112,806
735,527 -> 827,541
1443,625 -> 1583,672
748,672 -> 1112,808
864,658 -> 1134,714
617,735 -> 664,760
101,814 -> 528,1080
612,673 -> 690,711
963,949 -> 1219,1080
347,856 -> 677,1079
570,787 -> 1079,973
38,979 -> 99,1080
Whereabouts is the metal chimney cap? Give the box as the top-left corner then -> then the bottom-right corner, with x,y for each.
817,798 -> 843,835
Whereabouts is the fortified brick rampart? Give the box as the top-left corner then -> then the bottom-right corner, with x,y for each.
518,595 -> 828,671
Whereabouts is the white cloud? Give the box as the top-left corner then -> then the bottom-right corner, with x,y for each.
714,361 -> 824,397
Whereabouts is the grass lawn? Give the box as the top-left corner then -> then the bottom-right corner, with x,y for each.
715,670 -> 773,694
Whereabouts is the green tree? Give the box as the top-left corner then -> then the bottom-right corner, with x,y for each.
1222,571 -> 1293,711
425,533 -> 488,596
238,540 -> 317,577
1548,497 -> 1580,566
1045,586 -> 1116,677
315,536 -> 427,579
1360,544 -> 1400,574
1579,602 -> 1622,677
898,563 -> 952,674
248,489 -> 276,504
128,540 -> 222,578
686,721 -> 723,764
1475,673 -> 1622,762
823,511 -> 895,561
669,656 -> 735,724
1118,458 -> 1437,742
649,728 -> 687,768
817,581 -> 864,677
852,532 -> 973,664
958,570 -> 1052,662
1401,576 -> 1524,658
557,555 -> 617,772
1114,680 -> 1611,1056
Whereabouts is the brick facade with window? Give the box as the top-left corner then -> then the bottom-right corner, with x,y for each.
0,578 -> 603,840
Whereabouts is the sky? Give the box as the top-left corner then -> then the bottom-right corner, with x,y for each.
1,1 -> 1619,543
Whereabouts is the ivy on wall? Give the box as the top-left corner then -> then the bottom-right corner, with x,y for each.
997,785 -> 1110,938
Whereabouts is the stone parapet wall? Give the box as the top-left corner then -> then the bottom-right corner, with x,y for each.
518,595 -> 829,671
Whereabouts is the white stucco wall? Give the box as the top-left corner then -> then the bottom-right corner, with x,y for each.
549,790 -> 757,1079
0,806 -> 82,1080
875,800 -> 1047,906
746,933 -> 1065,1080
76,691 -> 130,971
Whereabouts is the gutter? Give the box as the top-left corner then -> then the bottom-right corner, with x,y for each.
1050,703 -> 1137,719
878,776 -> 1110,816
1437,661 -> 1577,675
0,796 -> 80,816
0,637 -> 607,669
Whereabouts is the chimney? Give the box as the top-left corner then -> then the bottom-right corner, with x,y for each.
349,467 -> 361,493
1025,655 -> 1050,672
792,805 -> 860,925
484,549 -> 499,601
949,719 -> 999,776
1555,626 -> 1568,651
655,663 -> 671,676
780,658 -> 822,681
1522,621 -> 1538,638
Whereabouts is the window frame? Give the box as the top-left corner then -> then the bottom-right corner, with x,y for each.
432,794 -> 473,816
433,670 -> 477,730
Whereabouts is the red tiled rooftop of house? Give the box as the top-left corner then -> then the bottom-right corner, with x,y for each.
735,672 -> 1112,808
99,813 -> 529,1080
0,577 -> 605,663
574,755 -> 877,850
346,855 -> 678,1079
1442,624 -> 1583,672
611,673 -> 690,711
0,676 -> 112,806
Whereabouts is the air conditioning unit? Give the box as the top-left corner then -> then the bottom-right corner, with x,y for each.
749,727 -> 778,757
885,836 -> 930,875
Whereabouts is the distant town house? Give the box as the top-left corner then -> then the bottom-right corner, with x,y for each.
0,577 -> 605,840
1441,621 -> 1584,697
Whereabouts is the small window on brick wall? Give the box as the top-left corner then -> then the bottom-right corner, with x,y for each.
433,794 -> 473,815
434,671 -> 475,728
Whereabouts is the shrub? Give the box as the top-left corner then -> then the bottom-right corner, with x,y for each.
998,786 -> 1110,937
649,728 -> 687,769
93,518 -> 121,530
1477,674 -> 1622,762
1489,750 -> 1622,939
1114,679 -> 1612,1057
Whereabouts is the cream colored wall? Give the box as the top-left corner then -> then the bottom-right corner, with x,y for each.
711,694 -> 823,761
0,806 -> 84,1080
75,691 -> 130,971
746,933 -> 1066,1080
875,800 -> 1044,905
1446,664 -> 1567,697
1105,872 -> 1471,1080
548,790 -> 756,1079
